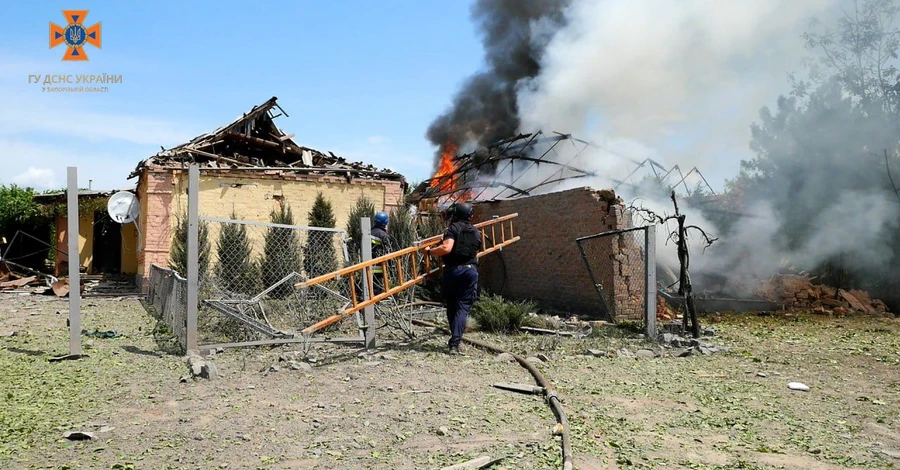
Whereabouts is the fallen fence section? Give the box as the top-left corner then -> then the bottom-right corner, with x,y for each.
298,213 -> 520,334
146,264 -> 189,353
194,216 -> 363,351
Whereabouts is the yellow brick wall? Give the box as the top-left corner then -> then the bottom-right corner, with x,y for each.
169,172 -> 398,228
120,222 -> 138,274
135,168 -> 406,289
54,213 -> 95,274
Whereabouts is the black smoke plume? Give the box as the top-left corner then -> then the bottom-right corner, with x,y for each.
426,0 -> 571,161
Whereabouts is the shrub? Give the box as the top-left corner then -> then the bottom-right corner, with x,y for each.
345,195 -> 376,263
214,211 -> 260,295
471,293 -> 536,334
261,203 -> 302,299
389,204 -> 415,251
169,212 -> 210,277
304,192 -> 338,278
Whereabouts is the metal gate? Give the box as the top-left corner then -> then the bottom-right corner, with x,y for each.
576,225 -> 657,337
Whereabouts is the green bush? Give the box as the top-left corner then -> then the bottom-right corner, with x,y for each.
471,293 -> 536,334
169,212 -> 210,277
304,192 -> 338,278
214,211 -> 260,295
345,195 -> 376,264
261,203 -> 302,299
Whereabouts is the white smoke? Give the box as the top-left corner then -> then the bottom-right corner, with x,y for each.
483,0 -> 900,297
516,0 -> 839,178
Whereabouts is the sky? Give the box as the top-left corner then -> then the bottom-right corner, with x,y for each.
0,1 -> 483,191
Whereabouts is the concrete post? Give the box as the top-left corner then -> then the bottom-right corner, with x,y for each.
644,224 -> 657,339
186,164 -> 199,352
360,217 -> 376,349
66,167 -> 82,356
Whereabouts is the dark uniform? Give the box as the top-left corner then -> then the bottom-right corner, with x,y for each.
439,205 -> 482,352
370,216 -> 392,296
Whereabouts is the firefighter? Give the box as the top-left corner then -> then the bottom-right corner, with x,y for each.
425,202 -> 482,355
371,211 -> 393,295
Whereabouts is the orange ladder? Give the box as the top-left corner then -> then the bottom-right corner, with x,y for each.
298,213 -> 520,334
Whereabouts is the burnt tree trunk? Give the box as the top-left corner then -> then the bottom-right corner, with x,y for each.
672,192 -> 701,339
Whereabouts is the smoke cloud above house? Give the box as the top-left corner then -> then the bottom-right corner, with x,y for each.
428,0 -> 900,296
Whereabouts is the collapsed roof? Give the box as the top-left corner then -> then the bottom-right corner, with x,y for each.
410,131 -> 598,205
128,96 -> 405,182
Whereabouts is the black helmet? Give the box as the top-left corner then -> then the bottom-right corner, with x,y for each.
452,202 -> 474,221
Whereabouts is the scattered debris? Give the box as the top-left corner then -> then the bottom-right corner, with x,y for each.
48,354 -> 88,362
440,455 -> 501,470
63,431 -> 94,441
521,326 -> 575,336
635,349 -> 656,358
492,382 -> 545,395
657,294 -> 679,320
788,382 -> 810,392
617,348 -> 635,358
494,352 -> 516,363
82,329 -> 120,339
551,423 -> 565,436
187,353 -> 218,379
1,275 -> 37,289
661,333 -> 689,347
756,274 -> 889,313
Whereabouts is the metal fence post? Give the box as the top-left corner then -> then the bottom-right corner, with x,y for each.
360,217 -> 376,349
186,164 -> 199,352
66,167 -> 82,356
644,224 -> 657,339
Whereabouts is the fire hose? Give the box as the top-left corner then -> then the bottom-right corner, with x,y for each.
408,315 -> 574,470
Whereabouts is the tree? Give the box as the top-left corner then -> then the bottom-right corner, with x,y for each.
261,203 -> 302,299
214,211 -> 260,295
169,212 -> 210,277
796,0 -> 900,114
304,192 -> 338,278
345,194 -> 376,263
0,185 -> 51,270
736,0 -> 900,309
389,204 -> 416,251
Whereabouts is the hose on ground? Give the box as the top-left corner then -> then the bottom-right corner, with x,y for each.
411,318 -> 574,470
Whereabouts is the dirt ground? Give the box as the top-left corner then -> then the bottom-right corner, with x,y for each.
1,292 -> 899,470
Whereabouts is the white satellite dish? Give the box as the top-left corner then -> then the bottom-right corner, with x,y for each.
107,191 -> 140,224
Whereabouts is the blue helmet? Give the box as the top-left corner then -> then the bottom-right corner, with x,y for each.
374,211 -> 389,227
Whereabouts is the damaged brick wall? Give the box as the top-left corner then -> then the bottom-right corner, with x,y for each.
135,170 -> 175,290
472,187 -> 633,317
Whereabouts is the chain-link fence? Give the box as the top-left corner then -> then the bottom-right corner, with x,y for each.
146,264 -> 188,352
576,226 -> 656,334
195,216 -> 358,346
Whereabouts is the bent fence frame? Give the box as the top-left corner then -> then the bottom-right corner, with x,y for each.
176,163 -> 521,353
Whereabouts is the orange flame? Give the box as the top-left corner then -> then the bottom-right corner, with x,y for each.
430,142 -> 459,192
427,142 -> 473,206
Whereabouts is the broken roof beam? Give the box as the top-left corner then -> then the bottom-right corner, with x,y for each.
177,148 -> 253,168
224,131 -> 285,151
156,165 -> 400,179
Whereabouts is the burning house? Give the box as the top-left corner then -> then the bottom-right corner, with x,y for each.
128,97 -> 407,290
410,133 -> 647,319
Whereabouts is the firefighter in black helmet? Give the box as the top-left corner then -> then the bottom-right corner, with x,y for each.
425,202 -> 482,355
